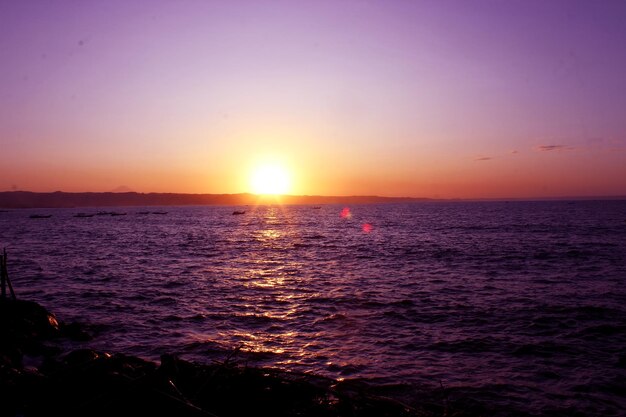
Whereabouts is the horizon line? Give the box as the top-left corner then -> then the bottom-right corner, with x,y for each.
2,190 -> 625,203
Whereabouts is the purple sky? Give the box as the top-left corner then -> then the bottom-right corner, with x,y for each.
1,0 -> 625,197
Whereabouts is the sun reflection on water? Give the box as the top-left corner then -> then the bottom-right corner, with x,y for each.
227,330 -> 300,356
260,229 -> 281,240
190,204 -> 344,370
217,205 -> 309,361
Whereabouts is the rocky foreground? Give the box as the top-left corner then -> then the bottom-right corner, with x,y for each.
0,299 -> 458,417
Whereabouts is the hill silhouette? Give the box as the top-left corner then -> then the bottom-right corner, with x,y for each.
0,191 -> 428,208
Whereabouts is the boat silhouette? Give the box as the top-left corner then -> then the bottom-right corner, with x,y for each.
232,210 -> 246,215
74,213 -> 94,218
29,214 -> 52,219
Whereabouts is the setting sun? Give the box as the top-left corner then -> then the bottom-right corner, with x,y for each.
250,163 -> 291,195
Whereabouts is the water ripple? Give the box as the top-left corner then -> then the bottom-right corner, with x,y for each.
1,201 -> 625,415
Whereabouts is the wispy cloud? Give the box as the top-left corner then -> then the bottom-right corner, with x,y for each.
474,156 -> 493,161
535,144 -> 573,152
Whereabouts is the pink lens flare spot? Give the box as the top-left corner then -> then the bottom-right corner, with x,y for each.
362,223 -> 373,233
340,207 -> 352,219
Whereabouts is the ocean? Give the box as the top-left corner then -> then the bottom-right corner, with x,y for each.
1,201 -> 625,415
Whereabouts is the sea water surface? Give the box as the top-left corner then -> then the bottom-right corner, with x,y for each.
1,201 -> 625,415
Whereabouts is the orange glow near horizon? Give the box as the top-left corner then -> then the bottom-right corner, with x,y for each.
2,2 -> 626,199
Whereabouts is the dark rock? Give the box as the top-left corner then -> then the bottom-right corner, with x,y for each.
60,321 -> 92,341
1,299 -> 427,416
0,299 -> 59,340
0,346 -> 23,368
0,299 -> 61,372
64,348 -> 106,366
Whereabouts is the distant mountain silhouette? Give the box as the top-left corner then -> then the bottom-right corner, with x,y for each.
2,192 -> 621,208
110,185 -> 134,193
0,191 -> 429,208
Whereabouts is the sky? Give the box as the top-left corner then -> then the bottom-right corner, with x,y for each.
1,0 -> 625,199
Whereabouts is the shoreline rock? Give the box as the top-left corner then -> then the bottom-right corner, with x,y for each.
1,299 -> 429,417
